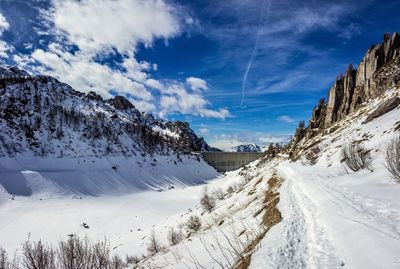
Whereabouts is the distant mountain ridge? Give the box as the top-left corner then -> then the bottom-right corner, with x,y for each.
0,66 -> 214,158
228,144 -> 263,152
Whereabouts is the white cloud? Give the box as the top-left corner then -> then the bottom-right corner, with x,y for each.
210,137 -> 247,151
198,124 -> 209,135
186,77 -> 208,91
159,83 -> 230,119
277,115 -> 295,123
0,41 -> 12,58
31,45 -> 152,100
50,0 -> 181,54
28,0 -> 179,107
0,13 -> 12,58
128,98 -> 156,113
145,78 -> 164,91
0,13 -> 9,35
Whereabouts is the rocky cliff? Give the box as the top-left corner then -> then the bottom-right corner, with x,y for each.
293,32 -> 400,144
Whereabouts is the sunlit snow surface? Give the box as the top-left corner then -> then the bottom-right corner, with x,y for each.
1,89 -> 400,268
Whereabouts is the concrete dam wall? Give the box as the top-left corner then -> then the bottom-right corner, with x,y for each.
200,152 -> 264,172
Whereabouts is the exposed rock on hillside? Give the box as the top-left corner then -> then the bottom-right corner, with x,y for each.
292,33 -> 400,148
364,96 -> 400,123
109,95 -> 135,110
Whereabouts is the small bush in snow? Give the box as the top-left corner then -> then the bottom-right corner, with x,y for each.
147,229 -> 163,255
126,254 -> 141,264
212,188 -> 225,200
341,143 -> 373,172
22,240 -> 56,269
226,185 -> 235,196
167,228 -> 184,246
58,236 -> 92,268
385,137 -> 400,183
109,255 -> 125,269
200,187 -> 216,212
0,246 -> 18,269
1,236 -> 125,269
185,215 -> 202,232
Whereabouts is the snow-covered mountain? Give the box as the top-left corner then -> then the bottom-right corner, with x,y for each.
0,66 -> 218,196
228,143 -> 263,152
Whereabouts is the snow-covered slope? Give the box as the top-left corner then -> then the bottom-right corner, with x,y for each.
249,86 -> 400,269
0,67 -> 218,196
125,88 -> 400,269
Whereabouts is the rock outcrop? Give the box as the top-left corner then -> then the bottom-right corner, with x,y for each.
289,32 -> 400,155
364,96 -> 400,123
308,32 -> 400,135
109,95 -> 135,110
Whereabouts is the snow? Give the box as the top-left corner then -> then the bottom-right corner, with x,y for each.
1,82 -> 400,267
152,126 -> 180,139
0,154 -> 218,196
0,178 -> 224,257
249,89 -> 400,269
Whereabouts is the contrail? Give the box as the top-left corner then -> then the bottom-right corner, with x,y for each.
240,0 -> 270,108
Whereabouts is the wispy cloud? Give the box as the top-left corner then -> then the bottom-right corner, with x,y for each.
198,124 -> 209,135
277,115 -> 295,123
197,0 -> 372,100
0,13 -> 9,34
0,12 -> 12,59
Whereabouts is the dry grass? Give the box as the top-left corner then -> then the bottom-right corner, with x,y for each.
233,174 -> 283,269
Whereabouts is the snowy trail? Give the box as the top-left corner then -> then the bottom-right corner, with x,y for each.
273,162 -> 400,269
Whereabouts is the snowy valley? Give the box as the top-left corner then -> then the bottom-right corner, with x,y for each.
1,26 -> 400,269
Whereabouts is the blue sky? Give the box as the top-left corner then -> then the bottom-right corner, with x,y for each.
0,0 -> 399,149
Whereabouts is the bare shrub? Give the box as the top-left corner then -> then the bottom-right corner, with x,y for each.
109,255 -> 125,269
385,136 -> 400,183
226,186 -> 235,196
225,182 -> 241,197
57,236 -> 92,269
147,229 -> 163,255
22,240 -> 56,269
1,236 -> 124,269
0,247 -> 10,269
200,187 -> 215,212
212,188 -> 225,200
0,246 -> 18,269
125,254 -> 141,265
91,240 -> 112,269
167,228 -> 183,246
341,143 -> 373,172
185,215 -> 202,233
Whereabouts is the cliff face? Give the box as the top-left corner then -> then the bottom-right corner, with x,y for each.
306,32 -> 400,136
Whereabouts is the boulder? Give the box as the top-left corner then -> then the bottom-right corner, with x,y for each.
364,96 -> 400,123
110,95 -> 134,110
